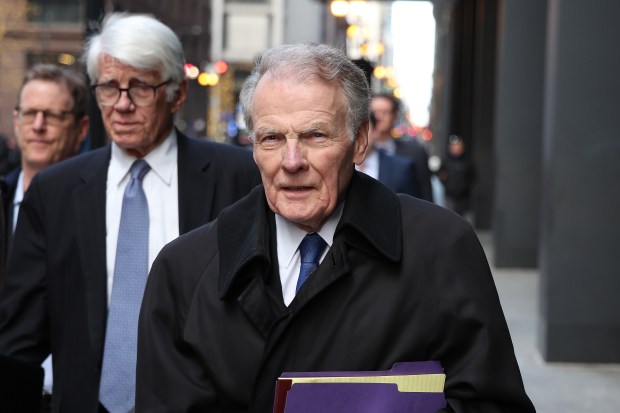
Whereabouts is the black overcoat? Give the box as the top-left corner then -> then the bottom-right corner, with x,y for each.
137,172 -> 535,413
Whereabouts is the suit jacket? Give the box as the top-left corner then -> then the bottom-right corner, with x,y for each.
136,172 -> 535,413
1,168 -> 19,236
0,132 -> 261,413
0,167 -> 20,289
377,150 -> 421,198
394,138 -> 434,202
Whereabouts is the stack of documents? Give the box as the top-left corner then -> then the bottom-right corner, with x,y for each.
273,361 -> 446,413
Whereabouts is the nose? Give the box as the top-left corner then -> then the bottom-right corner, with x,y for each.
114,89 -> 134,110
31,111 -> 46,130
281,139 -> 307,172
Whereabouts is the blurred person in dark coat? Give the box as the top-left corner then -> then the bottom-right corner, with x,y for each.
137,42 -> 534,413
371,93 -> 434,202
0,63 -> 91,412
438,134 -> 476,216
2,64 -> 90,270
355,112 -> 420,197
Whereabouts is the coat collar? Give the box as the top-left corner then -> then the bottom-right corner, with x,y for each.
217,171 -> 402,299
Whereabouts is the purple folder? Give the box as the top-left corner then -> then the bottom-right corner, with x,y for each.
273,361 -> 446,413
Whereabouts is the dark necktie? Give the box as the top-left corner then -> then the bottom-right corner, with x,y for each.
100,159 -> 150,413
295,233 -> 327,293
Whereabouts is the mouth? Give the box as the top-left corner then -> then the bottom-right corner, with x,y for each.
27,139 -> 51,145
112,121 -> 140,132
285,186 -> 313,190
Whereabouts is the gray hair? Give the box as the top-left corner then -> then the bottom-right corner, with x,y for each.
17,64 -> 89,119
83,12 -> 185,101
239,43 -> 370,142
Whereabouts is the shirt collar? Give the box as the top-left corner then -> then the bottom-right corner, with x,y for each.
374,138 -> 396,156
13,170 -> 24,206
275,202 -> 344,269
109,129 -> 178,187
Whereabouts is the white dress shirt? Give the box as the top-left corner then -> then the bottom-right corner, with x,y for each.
12,171 -> 24,231
374,138 -> 397,156
356,149 -> 380,179
105,130 -> 179,304
276,203 -> 343,306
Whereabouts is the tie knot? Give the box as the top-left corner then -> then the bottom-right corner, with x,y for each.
130,159 -> 151,181
299,233 -> 327,264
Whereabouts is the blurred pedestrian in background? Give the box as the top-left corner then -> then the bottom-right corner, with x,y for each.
438,134 -> 476,217
0,134 -> 20,178
0,63 -> 91,412
2,64 -> 90,262
356,111 -> 420,197
370,93 -> 434,202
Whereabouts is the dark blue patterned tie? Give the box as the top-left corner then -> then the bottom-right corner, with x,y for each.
100,159 -> 150,413
295,233 -> 327,293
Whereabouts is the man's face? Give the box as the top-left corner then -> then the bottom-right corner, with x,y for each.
449,141 -> 465,157
13,79 -> 88,170
252,77 -> 368,232
370,96 -> 397,138
95,56 -> 186,158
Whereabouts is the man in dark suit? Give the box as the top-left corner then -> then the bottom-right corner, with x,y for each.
0,13 -> 260,413
136,43 -> 534,412
1,64 -> 90,285
0,63 -> 91,412
371,93 -> 434,202
356,112 -> 420,197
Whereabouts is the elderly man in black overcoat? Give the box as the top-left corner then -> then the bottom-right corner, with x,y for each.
136,43 -> 535,413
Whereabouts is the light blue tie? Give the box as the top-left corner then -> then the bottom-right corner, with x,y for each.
295,233 -> 327,293
100,160 -> 150,413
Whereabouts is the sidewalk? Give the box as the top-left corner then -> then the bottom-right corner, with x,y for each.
479,231 -> 620,412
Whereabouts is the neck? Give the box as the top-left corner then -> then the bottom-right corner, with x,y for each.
377,132 -> 392,143
21,163 -> 44,192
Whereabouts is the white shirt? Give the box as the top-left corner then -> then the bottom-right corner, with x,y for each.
276,203 -> 343,306
356,149 -> 380,180
12,171 -> 24,231
374,138 -> 397,156
105,130 -> 179,303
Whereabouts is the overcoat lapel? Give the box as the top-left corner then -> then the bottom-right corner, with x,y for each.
220,173 -> 403,401
218,186 -> 279,337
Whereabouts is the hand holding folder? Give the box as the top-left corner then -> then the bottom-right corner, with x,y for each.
273,361 -> 447,413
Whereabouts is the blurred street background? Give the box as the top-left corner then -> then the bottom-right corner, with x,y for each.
481,231 -> 620,412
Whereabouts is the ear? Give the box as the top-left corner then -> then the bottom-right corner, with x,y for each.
12,109 -> 20,139
78,116 -> 90,142
352,119 -> 369,165
171,79 -> 188,113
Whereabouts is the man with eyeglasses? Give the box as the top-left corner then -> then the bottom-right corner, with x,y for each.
0,12 -> 260,413
0,63 -> 89,412
2,64 -> 90,247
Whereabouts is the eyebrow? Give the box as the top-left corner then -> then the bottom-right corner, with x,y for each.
97,76 -> 152,84
300,123 -> 329,135
254,122 -> 333,137
254,127 -> 279,136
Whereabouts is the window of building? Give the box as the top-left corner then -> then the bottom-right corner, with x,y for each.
225,0 -> 267,3
27,51 -> 84,72
28,0 -> 84,23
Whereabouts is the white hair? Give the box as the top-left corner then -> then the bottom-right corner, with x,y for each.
83,12 -> 185,101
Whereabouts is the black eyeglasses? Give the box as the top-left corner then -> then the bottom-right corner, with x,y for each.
15,107 -> 74,126
91,80 -> 171,107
